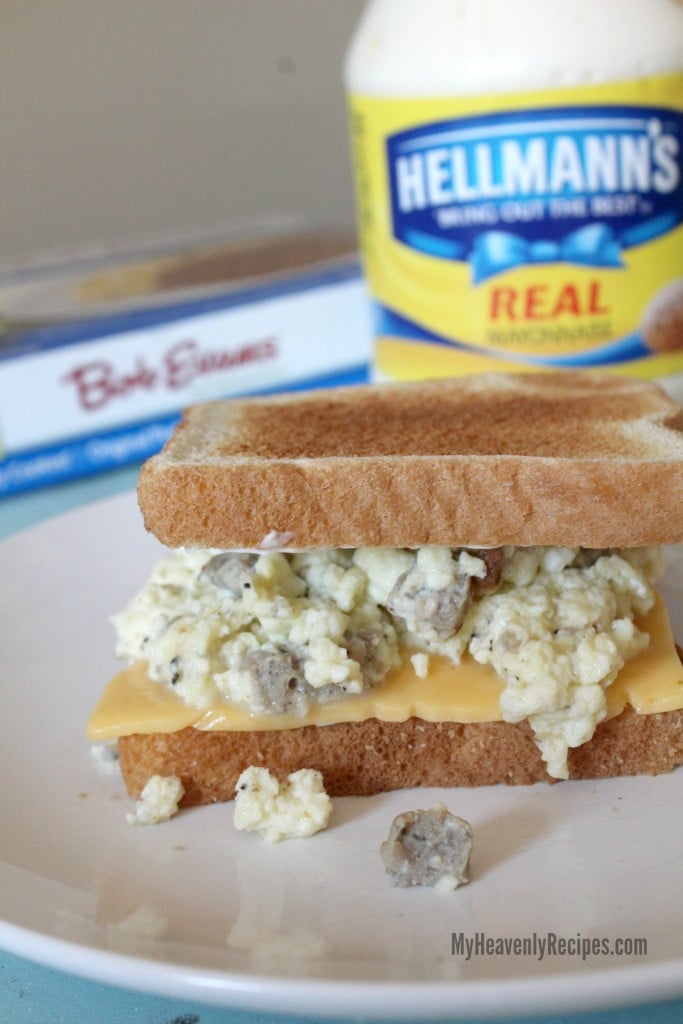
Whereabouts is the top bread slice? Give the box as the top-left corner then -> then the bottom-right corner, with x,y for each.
137,372 -> 683,550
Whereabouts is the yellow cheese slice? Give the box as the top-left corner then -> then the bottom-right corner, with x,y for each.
87,594 -> 683,741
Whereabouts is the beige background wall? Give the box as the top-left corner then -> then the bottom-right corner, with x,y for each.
2,1 -> 365,263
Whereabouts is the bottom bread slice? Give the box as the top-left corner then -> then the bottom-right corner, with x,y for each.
118,706 -> 683,806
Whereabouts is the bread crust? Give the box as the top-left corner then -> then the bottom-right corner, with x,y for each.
118,707 -> 683,806
137,373 -> 683,550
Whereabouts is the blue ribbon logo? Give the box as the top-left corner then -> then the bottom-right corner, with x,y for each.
470,223 -> 623,283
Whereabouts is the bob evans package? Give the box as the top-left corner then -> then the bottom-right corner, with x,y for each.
0,228 -> 370,496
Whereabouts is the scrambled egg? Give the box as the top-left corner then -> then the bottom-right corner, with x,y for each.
233,766 -> 332,842
466,547 -> 661,777
114,545 -> 662,779
126,774 -> 185,825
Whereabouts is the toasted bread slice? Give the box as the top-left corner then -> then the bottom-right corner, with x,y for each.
118,705 -> 683,805
138,372 -> 683,551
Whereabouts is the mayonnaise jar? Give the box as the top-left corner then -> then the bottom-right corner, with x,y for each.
345,0 -> 683,398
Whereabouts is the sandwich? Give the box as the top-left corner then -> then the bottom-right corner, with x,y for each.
87,372 -> 683,806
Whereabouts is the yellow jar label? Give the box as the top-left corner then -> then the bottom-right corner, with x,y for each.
349,73 -> 683,386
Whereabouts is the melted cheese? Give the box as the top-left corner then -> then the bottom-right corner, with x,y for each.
87,595 -> 683,741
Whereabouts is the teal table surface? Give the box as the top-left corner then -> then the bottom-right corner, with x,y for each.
1,466 -> 682,1024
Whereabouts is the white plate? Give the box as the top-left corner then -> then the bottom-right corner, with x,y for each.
1,492 -> 682,1020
